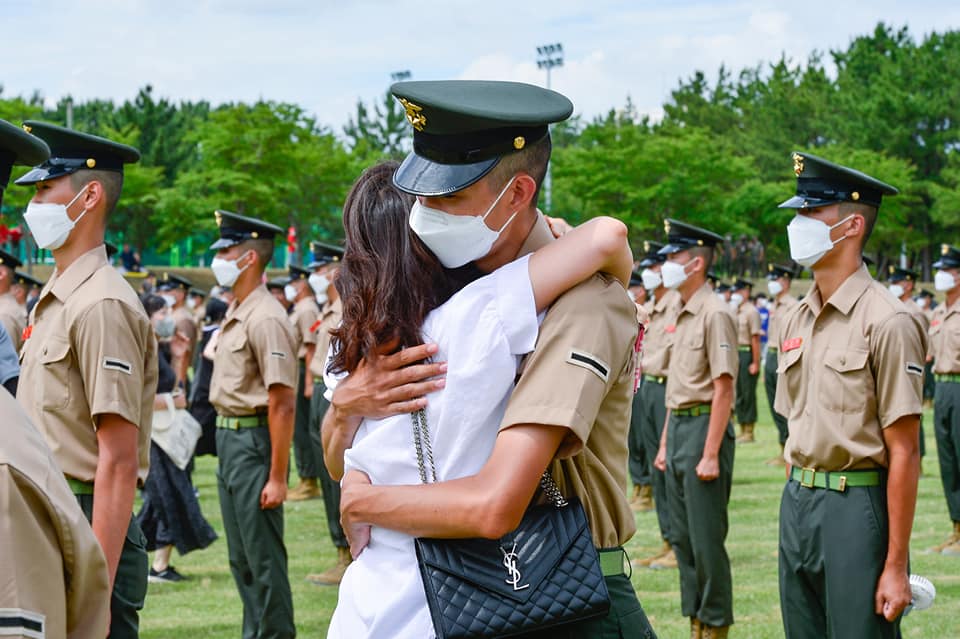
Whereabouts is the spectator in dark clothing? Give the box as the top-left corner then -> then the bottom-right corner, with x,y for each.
189,297 -> 229,457
120,243 -> 142,273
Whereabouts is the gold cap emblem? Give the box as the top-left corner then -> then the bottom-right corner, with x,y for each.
513,136 -> 525,150
251,231 -> 259,239
643,241 -> 651,252
943,244 -> 950,255
398,98 -> 427,132
792,153 -> 804,177
664,220 -> 671,234
215,211 -> 223,227
851,191 -> 860,201
22,124 -> 32,133
86,158 -> 96,168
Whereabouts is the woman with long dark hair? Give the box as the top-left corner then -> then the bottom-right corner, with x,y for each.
325,161 -> 633,638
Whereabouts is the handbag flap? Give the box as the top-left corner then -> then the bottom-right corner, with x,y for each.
415,497 -> 590,605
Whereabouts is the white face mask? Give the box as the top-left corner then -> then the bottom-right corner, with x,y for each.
160,294 -> 176,308
186,297 -> 198,310
283,284 -> 298,302
154,315 -> 176,339
729,293 -> 744,309
888,284 -> 905,299
641,268 -> 662,291
408,177 -> 518,268
786,213 -> 853,267
308,273 -> 329,297
917,297 -> 928,309
211,253 -> 250,287
661,259 -> 691,289
23,184 -> 90,250
935,270 -> 956,292
767,280 -> 784,297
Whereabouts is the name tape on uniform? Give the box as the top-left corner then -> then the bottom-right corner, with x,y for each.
566,349 -> 610,382
103,357 -> 133,374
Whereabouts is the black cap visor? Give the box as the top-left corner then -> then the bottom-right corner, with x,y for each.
778,194 -> 844,210
394,151 -> 499,197
210,237 -> 241,251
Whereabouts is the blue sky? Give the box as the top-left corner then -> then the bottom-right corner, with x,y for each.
1,0 -> 958,132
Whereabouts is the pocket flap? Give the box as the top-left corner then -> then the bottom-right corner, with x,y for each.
776,347 -> 802,374
40,337 -> 71,364
228,335 -> 247,352
824,347 -> 868,373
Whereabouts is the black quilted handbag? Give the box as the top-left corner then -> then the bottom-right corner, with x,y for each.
410,409 -> 611,638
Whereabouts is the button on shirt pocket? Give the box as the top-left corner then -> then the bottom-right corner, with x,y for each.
40,337 -> 73,410
822,347 -> 870,413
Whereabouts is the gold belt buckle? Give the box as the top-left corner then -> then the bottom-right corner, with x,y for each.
800,467 -> 816,488
838,475 -> 847,492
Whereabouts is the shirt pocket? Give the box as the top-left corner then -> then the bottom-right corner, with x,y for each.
776,347 -> 803,406
822,347 -> 870,413
40,337 -> 73,410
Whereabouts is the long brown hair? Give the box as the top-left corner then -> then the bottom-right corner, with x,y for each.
329,161 -> 456,375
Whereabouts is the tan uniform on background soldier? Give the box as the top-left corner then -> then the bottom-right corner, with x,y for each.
731,278 -> 761,444
15,121 -> 157,639
0,248 -> 27,353
763,263 -> 800,465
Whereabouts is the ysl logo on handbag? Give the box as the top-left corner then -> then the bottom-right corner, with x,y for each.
501,541 -> 529,591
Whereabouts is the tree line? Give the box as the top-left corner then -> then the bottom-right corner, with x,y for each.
1,22 -> 958,275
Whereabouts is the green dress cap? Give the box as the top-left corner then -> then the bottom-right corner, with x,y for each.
210,210 -> 284,250
391,80 -> 573,196
156,272 -> 194,292
778,151 -> 898,210
308,241 -> 344,269
934,244 -> 960,270
14,120 -> 140,185
638,240 -> 666,267
886,265 -> 918,283
658,219 -> 725,256
0,119 -> 51,189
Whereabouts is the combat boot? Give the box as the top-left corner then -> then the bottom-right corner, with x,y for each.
628,484 -> 642,506
736,423 -> 755,444
764,444 -> 786,466
930,521 -> 960,553
633,484 -> 654,512
307,547 -> 352,585
287,477 -> 321,501
690,617 -> 702,639
650,547 -> 678,570
701,624 -> 730,639
632,539 -> 671,568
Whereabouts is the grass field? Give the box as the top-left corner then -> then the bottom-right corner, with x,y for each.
139,390 -> 959,639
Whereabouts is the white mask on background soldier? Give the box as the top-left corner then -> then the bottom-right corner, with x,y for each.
211,252 -> 250,287
408,177 -> 518,268
308,273 -> 329,297
155,315 -> 176,339
934,270 -> 956,292
283,284 -> 298,302
916,297 -> 928,309
661,259 -> 691,289
186,297 -> 198,311
767,280 -> 783,297
160,294 -> 176,308
641,268 -> 662,291
729,293 -> 744,310
23,184 -> 91,250
888,284 -> 905,299
786,213 -> 853,267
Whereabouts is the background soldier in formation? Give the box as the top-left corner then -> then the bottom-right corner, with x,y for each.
775,152 -> 921,638
0,248 -> 27,352
731,278 -> 761,444
655,219 -> 737,639
763,264 -> 799,465
208,210 -> 298,639
15,121 -> 158,638
929,244 -> 960,554
627,268 -> 653,513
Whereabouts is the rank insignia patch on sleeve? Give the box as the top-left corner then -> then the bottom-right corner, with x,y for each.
566,349 -> 610,382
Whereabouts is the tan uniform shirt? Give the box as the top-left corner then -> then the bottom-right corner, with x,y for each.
0,389 -> 110,639
210,284 -> 297,416
500,215 -> 640,548
665,283 -> 739,409
309,297 -> 342,381
767,292 -> 799,351
18,245 -> 157,485
289,296 -> 320,360
736,301 -> 762,346
930,297 -> 960,374
640,289 -> 681,378
775,266 -> 926,470
0,291 -> 27,353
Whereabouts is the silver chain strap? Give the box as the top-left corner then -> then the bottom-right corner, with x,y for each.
410,408 -> 567,509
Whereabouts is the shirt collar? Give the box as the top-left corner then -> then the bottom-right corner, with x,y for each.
802,264 -> 872,317
680,283 -> 713,317
517,210 -> 553,258
49,244 -> 109,303
225,284 -> 269,325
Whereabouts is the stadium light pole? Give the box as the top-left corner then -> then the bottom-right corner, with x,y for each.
536,43 -> 563,213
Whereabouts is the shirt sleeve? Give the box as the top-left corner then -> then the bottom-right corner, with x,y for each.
501,275 -> 637,449
247,316 -> 298,390
492,255 -> 539,355
74,300 -> 153,426
873,311 -> 926,429
749,307 -> 762,336
298,306 -> 319,346
0,324 -> 19,384
706,307 -> 738,380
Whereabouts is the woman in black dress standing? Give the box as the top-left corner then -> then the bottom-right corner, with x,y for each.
137,294 -> 218,582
